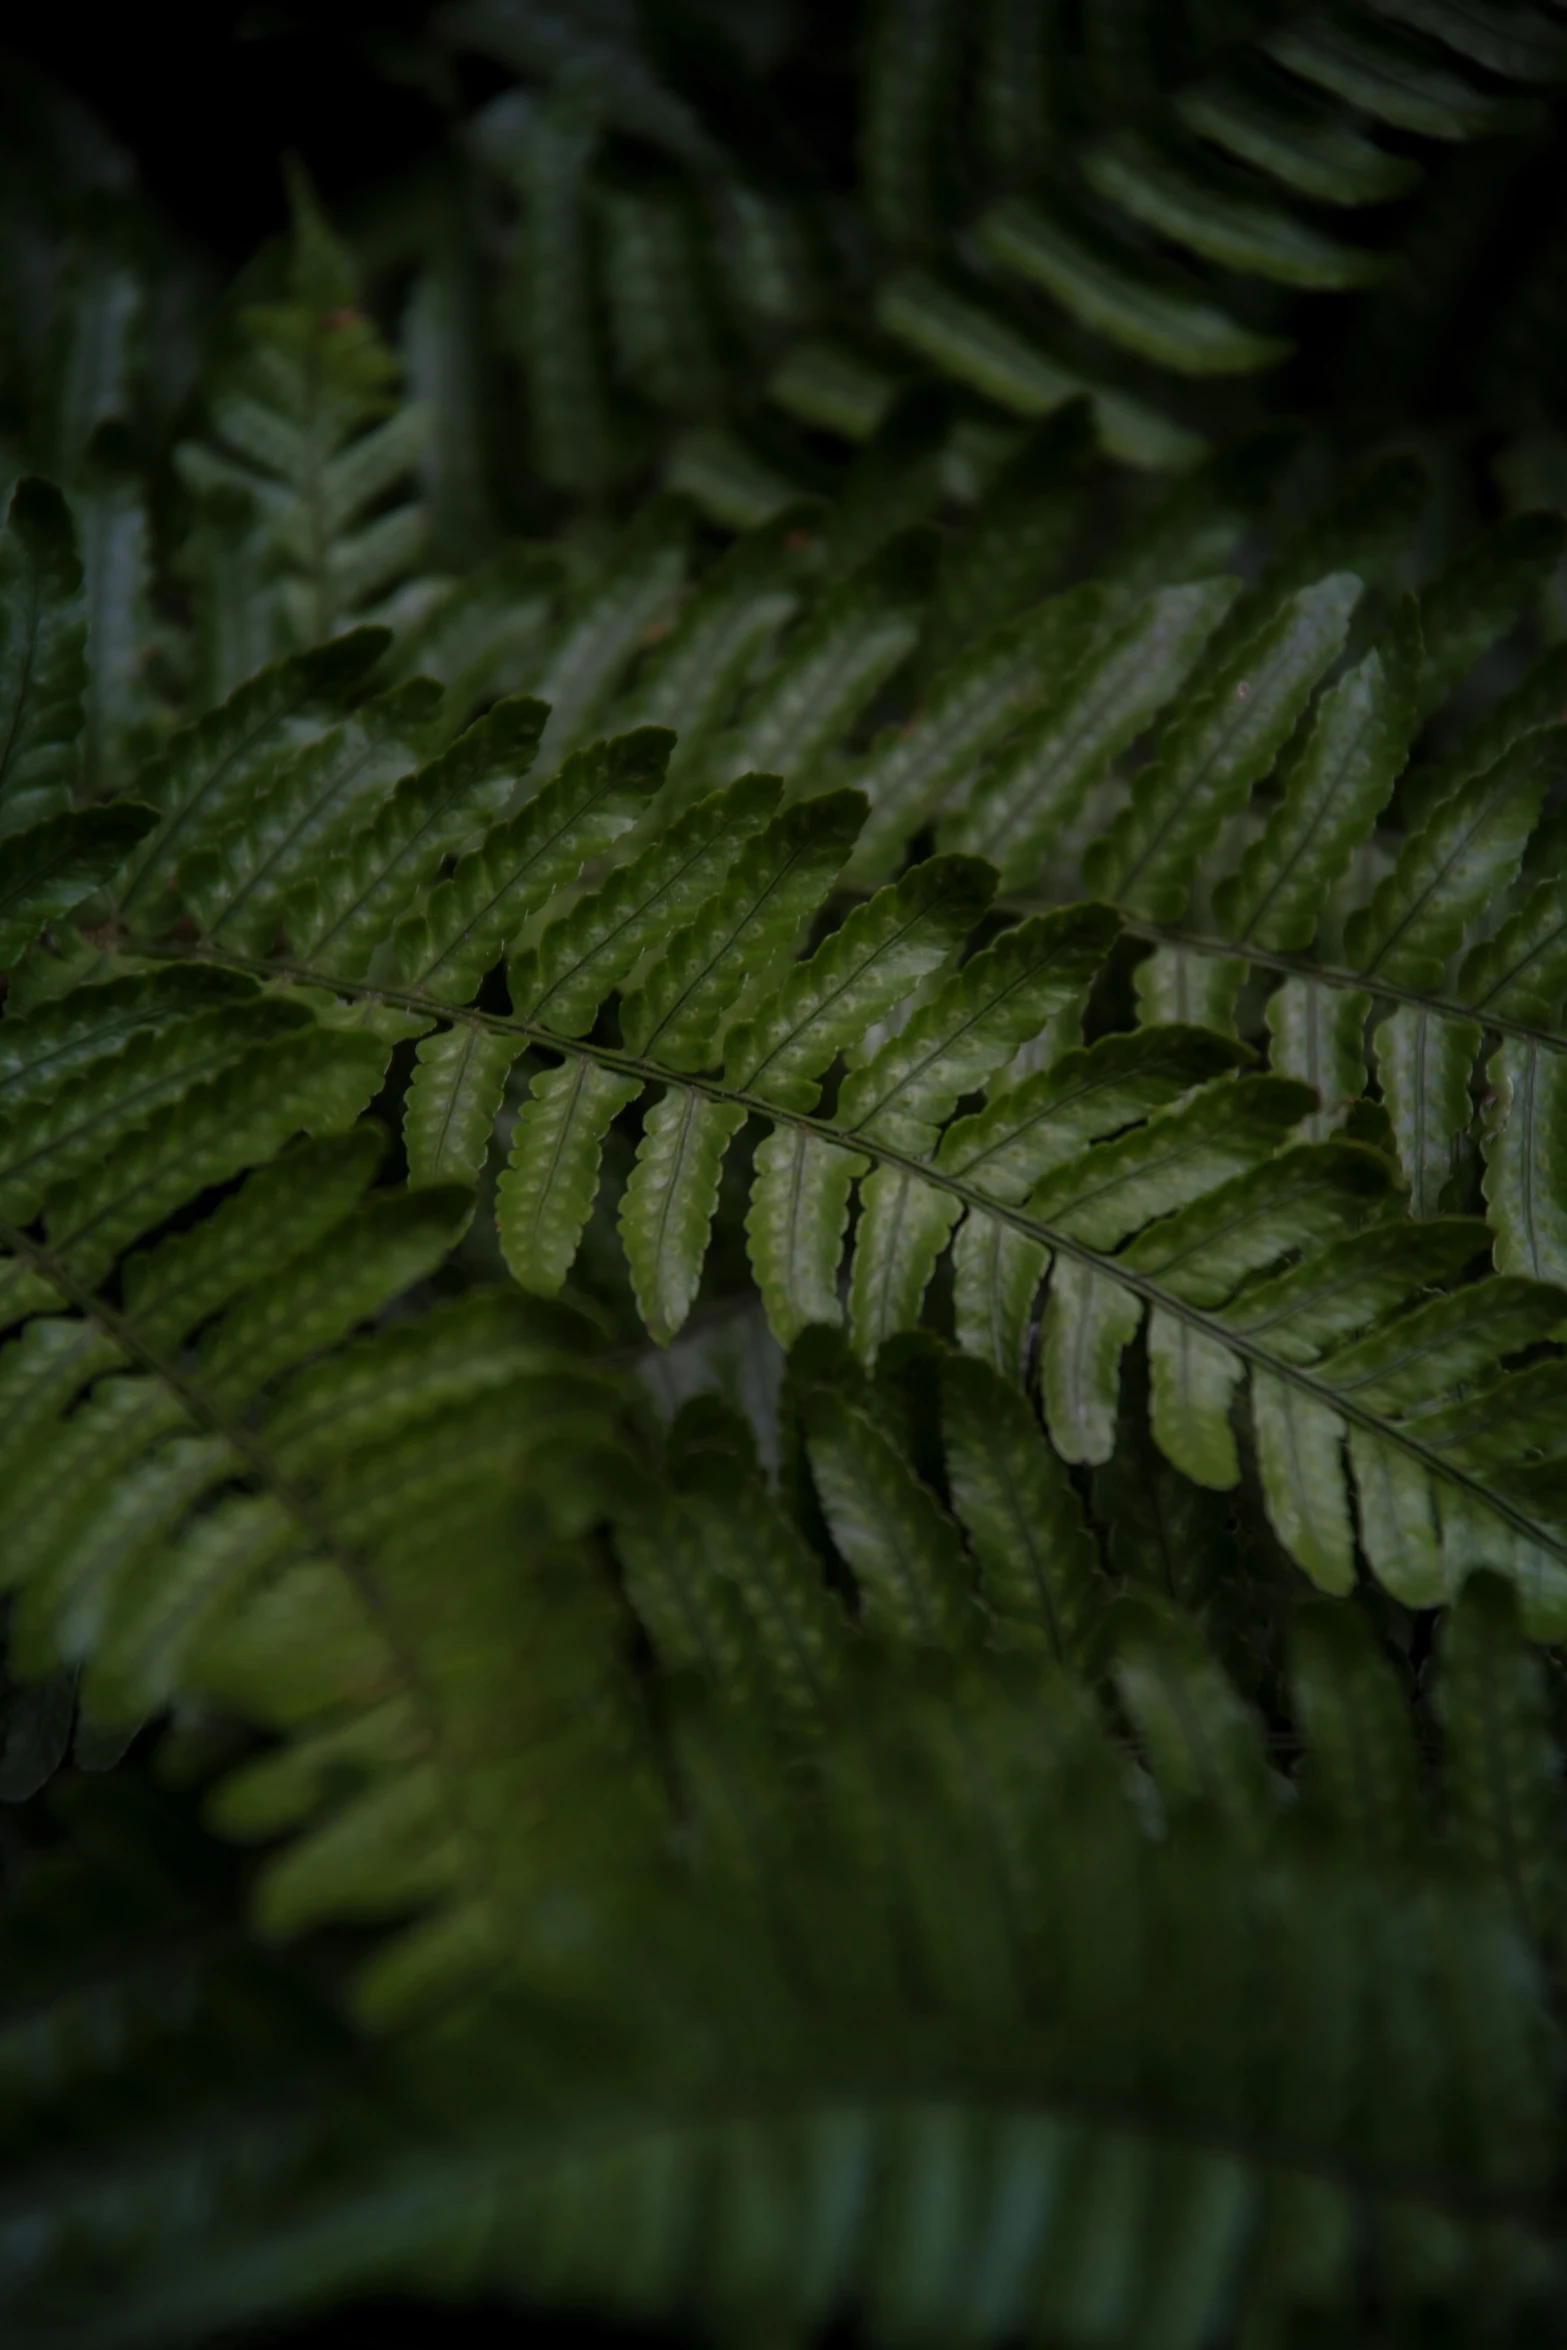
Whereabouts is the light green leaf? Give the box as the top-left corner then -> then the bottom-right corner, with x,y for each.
746,1126 -> 864,1348
390,725 -> 672,1004
116,629 -> 390,921
527,497 -> 692,766
283,696 -> 549,978
1484,1041 -> 1567,1283
1372,1006 -> 1481,1217
951,1212 -> 1050,1382
848,1167 -> 964,1362
838,905 -> 1119,1152
512,773 -> 782,1037
1147,1309 -> 1243,1488
1132,946 -> 1245,1035
497,1056 -> 644,1297
1265,979 -> 1370,1142
1176,76 -> 1421,204
1348,733 -> 1564,988
622,790 -> 866,1071
718,531 -> 936,788
1251,1373 -> 1354,1592
404,1025 -> 523,1188
940,1025 -> 1249,1203
1086,575 -> 1361,921
1028,1074 -> 1314,1253
182,680 -> 439,953
620,1090 -> 748,1344
1040,1256 -> 1143,1464
1213,619 -> 1421,950
726,854 -> 995,1112
847,595 -> 1102,883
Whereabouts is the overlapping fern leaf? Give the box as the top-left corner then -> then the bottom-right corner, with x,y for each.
11,91 -> 1567,2334
3,1341 -> 1566,2345
438,0 -> 1567,518
174,166 -> 433,703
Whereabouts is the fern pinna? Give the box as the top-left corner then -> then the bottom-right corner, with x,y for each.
9,15 -> 1567,2345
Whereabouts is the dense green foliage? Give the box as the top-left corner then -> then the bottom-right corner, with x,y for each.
8,6 -> 1567,2343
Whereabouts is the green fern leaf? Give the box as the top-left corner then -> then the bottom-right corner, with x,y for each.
849,1167 -> 964,1362
20,1025 -> 390,1292
716,530 -> 937,791
930,404 -> 1092,662
74,431 -> 162,798
0,965 -> 259,1117
726,853 -> 996,1111
939,1025 -> 1249,1204
620,1090 -> 749,1344
0,997 -> 314,1224
1174,75 -> 1422,204
1414,514 -> 1567,722
950,1211 -> 1049,1379
121,1129 -> 384,1349
1027,1072 -> 1318,1249
1289,1600 -> 1426,1860
746,1126 -> 866,1346
0,802 -> 155,964
616,510 -> 817,797
180,679 -> 441,955
1212,609 -> 1421,949
526,496 -> 692,769
1373,1004 -> 1482,1215
621,790 -> 867,1070
511,773 -> 782,1037
114,628 -> 390,923
945,578 -> 1236,884
282,695 -> 548,978
0,478 -> 86,836
837,905 -> 1119,1151
1346,731 -> 1563,986
978,195 -> 1291,377
1146,1309 -> 1245,1488
497,1055 -> 644,1297
846,595 -> 1101,883
1264,977 -> 1371,1140
195,1186 -> 475,1412
1087,573 -> 1361,919
1109,1592 -> 1276,1840
176,165 -> 429,652
802,1389 -> 971,1646
940,1351 -> 1100,1661
1484,1041 -> 1567,1282
1084,131 -> 1390,289
389,724 -> 673,1004
1040,1257 -> 1143,1464
404,1025 -> 524,1188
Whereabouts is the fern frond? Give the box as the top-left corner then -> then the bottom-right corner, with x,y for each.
175,166 -> 429,666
